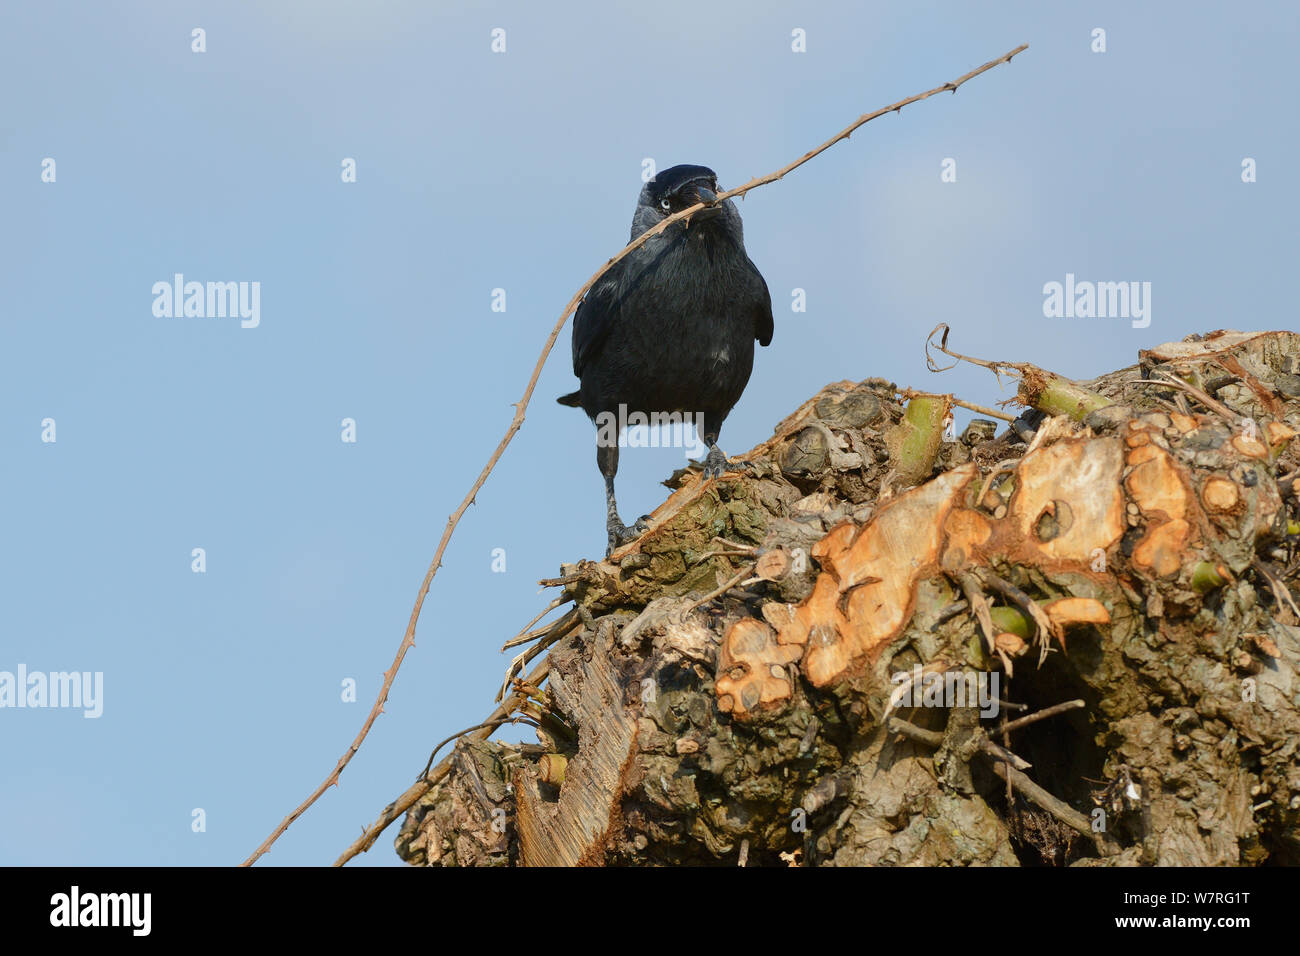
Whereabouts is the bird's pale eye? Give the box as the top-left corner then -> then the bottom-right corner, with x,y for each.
658,197 -> 672,214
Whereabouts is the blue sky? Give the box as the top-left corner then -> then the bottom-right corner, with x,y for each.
1,1 -> 1295,866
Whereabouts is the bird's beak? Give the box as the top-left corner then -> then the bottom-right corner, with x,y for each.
690,184 -> 723,219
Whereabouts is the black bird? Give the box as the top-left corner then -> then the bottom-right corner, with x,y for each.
558,164 -> 774,555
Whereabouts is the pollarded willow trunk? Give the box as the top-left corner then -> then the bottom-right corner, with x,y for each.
395,330 -> 1300,867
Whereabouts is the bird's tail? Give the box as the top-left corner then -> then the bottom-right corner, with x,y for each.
557,391 -> 582,407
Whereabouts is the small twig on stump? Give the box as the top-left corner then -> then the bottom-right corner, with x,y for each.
713,536 -> 757,552
681,565 -> 757,618
419,717 -> 536,781
538,572 -> 582,588
976,460 -> 1021,511
987,761 -> 1120,857
1254,558 -> 1300,619
956,571 -> 998,659
1123,375 -> 1239,424
975,567 -> 1059,664
899,387 -> 1017,424
497,617 -> 580,703
926,323 -> 1113,422
501,595 -> 574,651
997,699 -> 1085,736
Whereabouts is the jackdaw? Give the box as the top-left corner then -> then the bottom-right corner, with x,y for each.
558,164 -> 774,555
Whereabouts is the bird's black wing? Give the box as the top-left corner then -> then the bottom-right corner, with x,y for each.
571,268 -> 622,377
748,257 -> 774,347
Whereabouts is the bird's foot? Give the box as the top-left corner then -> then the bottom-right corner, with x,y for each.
697,446 -> 754,480
606,514 -> 653,558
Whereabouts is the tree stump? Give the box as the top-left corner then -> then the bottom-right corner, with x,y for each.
397,330 -> 1300,867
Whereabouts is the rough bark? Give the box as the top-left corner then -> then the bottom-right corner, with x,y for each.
396,329 -> 1300,867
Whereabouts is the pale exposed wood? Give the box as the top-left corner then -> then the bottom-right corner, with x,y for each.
1202,477 -> 1240,513
1140,330 -> 1282,363
515,637 -> 637,867
716,619 -> 804,716
1042,597 -> 1111,630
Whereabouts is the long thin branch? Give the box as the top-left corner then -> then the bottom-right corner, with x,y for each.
713,44 -> 1028,207
240,41 -> 1029,867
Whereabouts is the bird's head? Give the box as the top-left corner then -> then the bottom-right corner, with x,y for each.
631,164 -> 733,239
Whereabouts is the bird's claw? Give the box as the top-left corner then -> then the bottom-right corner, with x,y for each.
698,448 -> 754,480
606,515 -> 652,558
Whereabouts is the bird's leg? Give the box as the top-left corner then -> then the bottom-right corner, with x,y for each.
598,438 -> 648,557
603,473 -> 633,553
